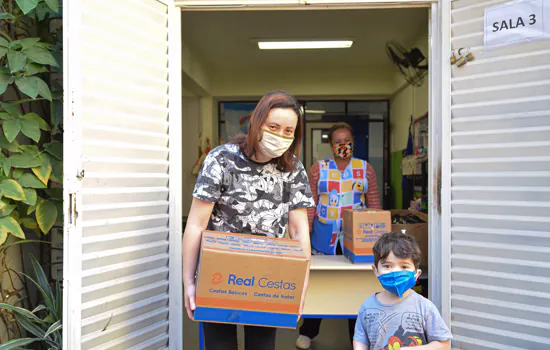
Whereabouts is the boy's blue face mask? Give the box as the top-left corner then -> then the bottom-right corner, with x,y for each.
377,270 -> 418,298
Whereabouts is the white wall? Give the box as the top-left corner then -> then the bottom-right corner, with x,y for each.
182,97 -> 201,216
389,25 -> 429,152
211,66 -> 395,98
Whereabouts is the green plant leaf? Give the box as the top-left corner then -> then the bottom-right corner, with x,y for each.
28,205 -> 35,215
0,155 -> 11,177
15,76 -> 39,99
0,102 -> 22,117
13,313 -> 46,340
44,0 -> 60,13
18,173 -> 46,188
10,209 -> 20,222
18,145 -> 40,155
22,188 -> 37,206
36,200 -> 57,233
12,168 -> 24,179
9,152 -> 42,168
0,179 -> 26,200
30,255 -> 56,314
0,337 -> 38,350
36,3 -> 59,21
35,3 -> 48,21
0,133 -> 20,153
24,62 -> 48,75
22,113 -> 50,131
3,119 -> 21,142
51,99 -> 62,132
49,158 -> 62,183
15,0 -> 40,14
0,73 -> 10,95
0,113 -> 14,120
32,305 -> 46,314
11,274 -> 54,323
54,280 -> 61,324
20,119 -> 41,142
54,200 -> 63,224
37,77 -> 52,101
32,154 -> 52,185
45,320 -> 61,338
10,38 -> 40,51
0,38 -> 8,47
21,216 -> 38,229
45,142 -> 62,159
18,38 -> 39,50
7,50 -> 27,73
0,203 -> 16,217
23,46 -> 58,67
45,188 -> 62,200
0,13 -> 16,21
0,216 -> 25,239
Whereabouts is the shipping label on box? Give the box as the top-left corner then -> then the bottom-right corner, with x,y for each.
343,209 -> 392,263
194,231 -> 309,328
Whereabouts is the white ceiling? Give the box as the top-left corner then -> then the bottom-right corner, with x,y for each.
181,8 -> 429,72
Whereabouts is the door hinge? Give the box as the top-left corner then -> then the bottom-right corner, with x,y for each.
70,88 -> 76,118
68,192 -> 78,226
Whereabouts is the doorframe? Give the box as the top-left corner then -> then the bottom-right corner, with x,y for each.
167,2 -> 184,349
178,0 -> 450,325
428,0 -> 451,326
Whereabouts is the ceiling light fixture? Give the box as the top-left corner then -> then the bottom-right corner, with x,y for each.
305,109 -> 326,114
258,40 -> 353,50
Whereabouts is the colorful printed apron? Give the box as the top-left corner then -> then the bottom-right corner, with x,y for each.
311,157 -> 369,255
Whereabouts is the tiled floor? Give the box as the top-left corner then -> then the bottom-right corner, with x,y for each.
183,315 -> 354,350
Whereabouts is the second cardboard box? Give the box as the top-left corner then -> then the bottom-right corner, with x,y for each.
343,209 -> 392,263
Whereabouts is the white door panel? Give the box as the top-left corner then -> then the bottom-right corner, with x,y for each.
63,1 -> 182,349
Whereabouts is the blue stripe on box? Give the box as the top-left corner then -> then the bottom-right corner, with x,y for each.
194,307 -> 298,328
344,247 -> 375,263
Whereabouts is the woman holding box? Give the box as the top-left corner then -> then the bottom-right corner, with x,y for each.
183,90 -> 315,350
296,122 -> 381,350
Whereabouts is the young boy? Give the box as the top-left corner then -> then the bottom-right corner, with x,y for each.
353,232 -> 452,350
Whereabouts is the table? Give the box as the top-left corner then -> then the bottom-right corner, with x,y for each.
302,255 -> 381,317
198,255 -> 382,349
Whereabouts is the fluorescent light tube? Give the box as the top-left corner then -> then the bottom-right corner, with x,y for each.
305,109 -> 326,114
258,41 -> 353,50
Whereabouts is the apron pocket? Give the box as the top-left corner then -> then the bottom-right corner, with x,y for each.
311,217 -> 335,255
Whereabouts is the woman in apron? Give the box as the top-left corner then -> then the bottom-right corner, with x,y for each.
296,122 -> 381,350
183,91 -> 315,350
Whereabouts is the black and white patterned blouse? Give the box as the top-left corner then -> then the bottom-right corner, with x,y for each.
192,143 -> 315,238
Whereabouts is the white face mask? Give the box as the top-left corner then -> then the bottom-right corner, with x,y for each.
258,129 -> 294,159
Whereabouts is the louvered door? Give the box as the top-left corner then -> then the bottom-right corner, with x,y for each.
63,0 -> 182,349
449,1 -> 550,349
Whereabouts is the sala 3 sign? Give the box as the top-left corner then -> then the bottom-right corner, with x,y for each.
493,14 -> 536,32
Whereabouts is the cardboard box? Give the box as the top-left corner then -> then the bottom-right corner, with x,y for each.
194,231 -> 309,328
391,210 -> 429,268
343,209 -> 392,263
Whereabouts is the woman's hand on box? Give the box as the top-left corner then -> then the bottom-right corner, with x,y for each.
182,198 -> 215,320
184,283 -> 196,320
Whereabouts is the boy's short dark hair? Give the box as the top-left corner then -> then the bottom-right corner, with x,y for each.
373,232 -> 422,270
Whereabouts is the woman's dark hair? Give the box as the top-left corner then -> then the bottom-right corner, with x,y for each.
232,90 -> 303,172
373,232 -> 422,270
328,122 -> 354,144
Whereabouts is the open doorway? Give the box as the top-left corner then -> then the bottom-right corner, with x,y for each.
181,7 -> 430,350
